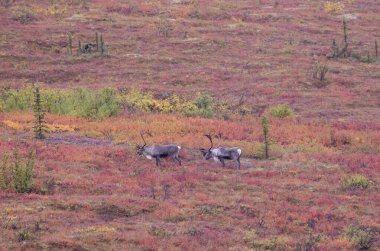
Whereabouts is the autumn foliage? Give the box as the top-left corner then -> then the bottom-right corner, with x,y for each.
0,0 -> 379,250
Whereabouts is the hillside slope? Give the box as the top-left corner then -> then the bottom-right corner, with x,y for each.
0,0 -> 379,250
0,0 -> 379,120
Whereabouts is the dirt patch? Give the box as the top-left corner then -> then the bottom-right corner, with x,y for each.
45,134 -> 114,147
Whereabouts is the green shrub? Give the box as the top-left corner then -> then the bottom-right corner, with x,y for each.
60,88 -> 121,118
270,104 -> 295,118
301,232 -> 323,251
62,88 -> 94,117
185,227 -> 199,236
1,86 -> 34,111
0,150 -> 35,193
236,105 -> 253,116
178,101 -> 199,116
13,9 -> 35,24
17,229 -> 33,242
343,225 -> 375,250
93,88 -> 121,117
13,151 -> 35,193
0,87 -> 216,118
43,89 -> 67,114
186,93 -> 214,118
0,87 -> 121,118
342,174 -> 373,190
149,226 -> 173,238
243,230 -> 289,250
0,155 -> 12,189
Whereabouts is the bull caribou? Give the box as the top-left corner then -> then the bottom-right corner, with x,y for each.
200,132 -> 242,169
136,131 -> 182,167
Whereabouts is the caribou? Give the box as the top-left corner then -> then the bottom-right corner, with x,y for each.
136,131 -> 182,167
200,132 -> 242,169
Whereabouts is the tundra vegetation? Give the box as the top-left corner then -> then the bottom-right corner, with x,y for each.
0,0 -> 379,250
0,87 -> 219,118
0,150 -> 35,193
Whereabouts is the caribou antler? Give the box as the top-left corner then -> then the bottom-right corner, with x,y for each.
140,131 -> 147,147
139,130 -> 153,147
204,133 -> 213,150
146,130 -> 153,137
217,132 -> 222,147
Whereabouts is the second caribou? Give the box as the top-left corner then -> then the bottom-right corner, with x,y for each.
200,132 -> 242,169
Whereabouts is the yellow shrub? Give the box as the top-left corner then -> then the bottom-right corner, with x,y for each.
34,5 -> 67,16
230,17 -> 245,28
125,89 -> 157,112
3,120 -> 76,133
76,226 -> 116,234
125,90 -> 201,115
3,120 -> 24,130
153,99 -> 171,113
270,104 -> 295,118
342,175 -> 374,190
168,95 -> 182,111
46,124 -> 77,133
324,1 -> 345,15
171,96 -> 199,114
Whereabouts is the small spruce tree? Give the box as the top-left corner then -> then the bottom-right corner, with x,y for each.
342,19 -> 349,57
329,20 -> 349,58
33,87 -> 47,139
95,32 -> 99,52
261,116 -> 269,159
367,51 -> 371,63
78,40 -> 82,55
331,39 -> 339,57
343,19 -> 348,46
67,33 -> 72,56
100,34 -> 104,55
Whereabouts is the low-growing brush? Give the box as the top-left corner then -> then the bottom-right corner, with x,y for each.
342,174 -> 373,190
0,150 -> 35,193
13,150 -> 35,193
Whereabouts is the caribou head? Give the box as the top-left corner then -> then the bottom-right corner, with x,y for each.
136,130 -> 151,156
137,130 -> 182,167
200,132 -> 242,169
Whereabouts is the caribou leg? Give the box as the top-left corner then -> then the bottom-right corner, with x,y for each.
236,157 -> 241,169
218,157 -> 225,167
171,156 -> 181,166
155,157 -> 162,167
174,156 -> 182,166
